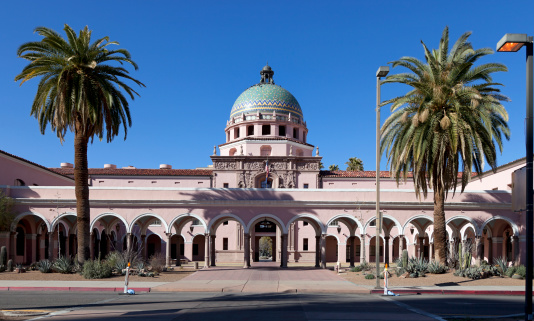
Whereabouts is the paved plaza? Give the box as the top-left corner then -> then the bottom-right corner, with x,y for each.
152,262 -> 369,293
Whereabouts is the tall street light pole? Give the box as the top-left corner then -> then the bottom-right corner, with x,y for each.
376,66 -> 389,289
497,33 -> 533,321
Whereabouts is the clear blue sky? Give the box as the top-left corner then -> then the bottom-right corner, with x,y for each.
1,0 -> 533,172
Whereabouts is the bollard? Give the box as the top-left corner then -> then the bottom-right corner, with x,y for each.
123,262 -> 131,294
194,261 -> 198,270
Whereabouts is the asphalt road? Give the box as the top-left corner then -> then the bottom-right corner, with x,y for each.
0,291 -> 525,321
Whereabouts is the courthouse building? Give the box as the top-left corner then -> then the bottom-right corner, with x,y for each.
0,65 -> 524,268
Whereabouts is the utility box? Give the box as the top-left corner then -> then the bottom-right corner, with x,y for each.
512,167 -> 526,212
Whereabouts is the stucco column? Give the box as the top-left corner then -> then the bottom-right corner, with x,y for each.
418,237 -> 424,258
140,235 -> 147,261
35,233 -> 41,262
175,237 -> 181,266
512,236 -> 519,264
487,237 -> 493,263
280,233 -> 288,268
9,232 -> 16,261
429,242 -> 434,261
360,234 -> 366,263
398,235 -> 404,259
320,234 -> 326,269
210,235 -> 216,267
165,233 -> 172,267
475,236 -> 483,265
349,236 -> 355,267
243,233 -> 250,268
126,233 -> 132,254
28,234 -> 37,263
315,235 -> 320,268
384,236 -> 390,264
204,233 -> 210,268
49,232 -> 55,260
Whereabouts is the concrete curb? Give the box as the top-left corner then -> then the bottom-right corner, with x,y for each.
0,287 -> 151,293
370,289 -> 526,296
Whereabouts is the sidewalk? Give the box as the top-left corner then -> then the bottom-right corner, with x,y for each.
0,263 -> 528,295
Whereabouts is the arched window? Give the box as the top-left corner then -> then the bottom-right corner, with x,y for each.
260,145 -> 271,156
14,179 -> 25,186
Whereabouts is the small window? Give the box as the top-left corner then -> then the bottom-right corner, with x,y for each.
262,125 -> 271,135
223,238 -> 228,250
303,132 -> 307,143
329,220 -> 339,226
303,221 -> 309,226
14,179 -> 25,186
234,128 -> 239,139
279,125 -> 286,136
150,220 -> 161,226
303,184 -> 309,189
223,221 -> 229,225
223,183 -> 229,188
303,238 -> 308,251
227,132 -> 230,141
151,181 -> 157,184
128,181 -> 134,184
247,125 -> 254,136
293,128 -> 299,139
192,219 -> 201,226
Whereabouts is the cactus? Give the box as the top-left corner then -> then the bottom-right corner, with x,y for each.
464,252 -> 472,270
402,249 -> 408,268
0,246 -> 6,267
7,259 -> 13,272
458,243 -> 463,270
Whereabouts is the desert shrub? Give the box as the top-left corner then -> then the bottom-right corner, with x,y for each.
359,261 -> 372,271
464,266 -> 483,280
82,259 -> 113,279
149,252 -> 165,273
53,256 -> 73,274
365,273 -> 375,280
427,260 -> 447,274
38,259 -> 53,273
515,265 -> 526,278
351,266 -> 362,272
505,266 -> 517,278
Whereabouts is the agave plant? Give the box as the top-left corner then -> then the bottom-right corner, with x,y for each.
38,259 -> 52,273
53,256 -> 73,274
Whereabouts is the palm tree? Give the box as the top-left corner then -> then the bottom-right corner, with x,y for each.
380,27 -> 510,264
15,25 -> 145,264
329,164 -> 339,171
345,157 -> 364,171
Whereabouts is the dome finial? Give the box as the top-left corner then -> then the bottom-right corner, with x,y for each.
260,63 -> 274,84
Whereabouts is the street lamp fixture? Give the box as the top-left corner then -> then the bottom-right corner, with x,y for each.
376,65 -> 389,289
497,33 -> 533,321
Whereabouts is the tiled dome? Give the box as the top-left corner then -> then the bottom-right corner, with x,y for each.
230,84 -> 302,119
230,65 -> 303,119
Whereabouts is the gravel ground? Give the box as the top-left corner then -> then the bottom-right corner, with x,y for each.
340,270 -> 526,287
0,269 -> 195,282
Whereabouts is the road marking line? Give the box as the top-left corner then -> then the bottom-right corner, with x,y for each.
26,297 -> 118,320
380,296 -> 447,321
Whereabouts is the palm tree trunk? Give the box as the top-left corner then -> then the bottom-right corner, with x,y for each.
74,127 -> 90,264
433,187 -> 447,264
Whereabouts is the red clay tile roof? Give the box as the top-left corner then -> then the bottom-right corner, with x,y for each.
0,149 -> 74,181
50,168 -> 213,177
